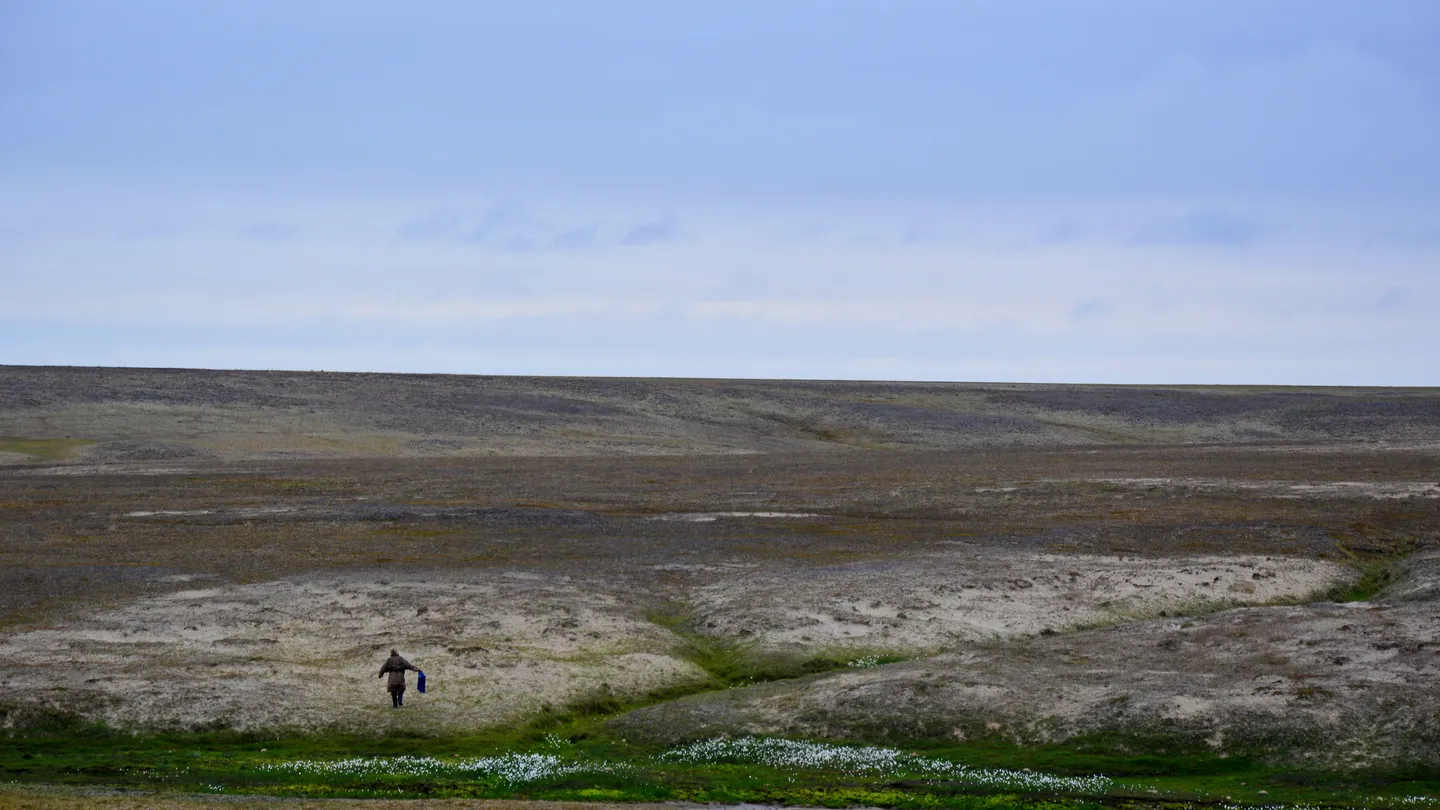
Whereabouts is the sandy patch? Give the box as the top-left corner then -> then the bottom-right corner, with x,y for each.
691,552 -> 1349,652
0,573 -> 705,733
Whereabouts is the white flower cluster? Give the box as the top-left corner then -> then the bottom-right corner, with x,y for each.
1218,805 -> 1323,810
258,753 -> 620,784
848,656 -> 885,668
910,757 -> 1113,794
661,736 -> 907,775
659,736 -> 1112,793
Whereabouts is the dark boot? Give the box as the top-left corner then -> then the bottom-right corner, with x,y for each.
391,690 -> 401,708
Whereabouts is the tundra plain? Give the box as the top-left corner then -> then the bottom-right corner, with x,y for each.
1,366 -> 1439,805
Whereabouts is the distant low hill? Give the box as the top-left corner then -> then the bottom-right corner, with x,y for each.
2,365 -> 1437,462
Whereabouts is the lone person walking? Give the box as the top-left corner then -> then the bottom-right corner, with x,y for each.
378,649 -> 419,708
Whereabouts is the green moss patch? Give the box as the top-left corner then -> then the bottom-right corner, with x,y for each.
2,728 -> 1436,808
0,436 -> 94,461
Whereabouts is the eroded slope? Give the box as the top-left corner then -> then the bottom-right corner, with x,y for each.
0,549 -> 1351,735
612,552 -> 1440,769
0,573 -> 703,733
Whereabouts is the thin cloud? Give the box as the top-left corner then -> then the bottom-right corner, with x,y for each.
551,224 -> 600,250
396,210 -> 464,241
238,222 -> 300,242
622,215 -> 681,246
1131,210 -> 1261,246
3,294 -> 666,327
1032,220 -> 1087,247
394,200 -> 525,243
1362,226 -> 1440,250
1375,287 -> 1409,312
465,199 -> 525,243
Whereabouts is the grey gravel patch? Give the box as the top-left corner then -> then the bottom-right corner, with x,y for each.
0,566 -> 201,616
5,366 -> 1440,461
649,512 -> 822,522
0,464 -> 211,477
611,596 -> 1440,770
1087,477 -> 1440,499
117,504 -> 614,526
1385,550 -> 1440,603
0,571 -> 706,733
79,440 -> 218,462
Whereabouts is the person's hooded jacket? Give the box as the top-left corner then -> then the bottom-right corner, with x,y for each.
379,651 -> 418,689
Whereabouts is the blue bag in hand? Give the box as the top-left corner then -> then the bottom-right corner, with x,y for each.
417,671 -> 426,694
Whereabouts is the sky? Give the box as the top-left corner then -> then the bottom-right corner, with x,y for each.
2,0 -> 1437,384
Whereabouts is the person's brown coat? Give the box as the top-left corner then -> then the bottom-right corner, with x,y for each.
379,653 -> 418,690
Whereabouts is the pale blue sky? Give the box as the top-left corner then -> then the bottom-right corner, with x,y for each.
2,1 -> 1437,383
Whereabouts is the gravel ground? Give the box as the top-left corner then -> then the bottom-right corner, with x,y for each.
0,550 -> 1347,734
4,365 -> 1440,460
689,552 -> 1346,651
1,366 -> 1437,769
0,571 -> 704,733
612,551 -> 1440,770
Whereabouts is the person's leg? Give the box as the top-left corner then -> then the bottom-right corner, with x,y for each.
397,686 -> 405,707
390,688 -> 401,708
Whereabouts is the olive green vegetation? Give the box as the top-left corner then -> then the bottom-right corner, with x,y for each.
1323,541 -> 1416,604
513,611 -> 882,735
1327,560 -> 1401,603
0,436 -> 94,461
647,606 -> 907,689
4,710 -> 1438,808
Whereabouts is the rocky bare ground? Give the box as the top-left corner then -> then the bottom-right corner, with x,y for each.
0,572 -> 705,733
0,366 -> 1437,771
0,551 -> 1348,735
688,552 -> 1344,652
613,551 -> 1440,770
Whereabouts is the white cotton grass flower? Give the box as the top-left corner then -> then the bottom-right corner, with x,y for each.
661,736 -> 908,776
1217,805 -> 1323,810
658,736 -> 1112,793
257,753 -> 626,784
